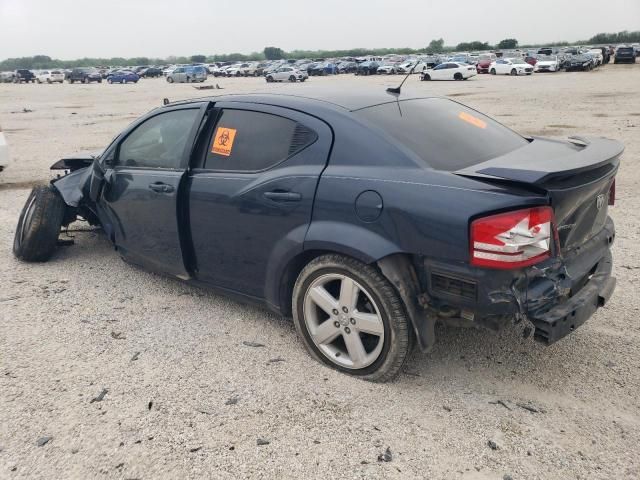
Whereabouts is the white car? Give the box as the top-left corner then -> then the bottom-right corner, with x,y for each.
489,58 -> 534,76
534,55 -> 560,72
376,62 -> 400,74
0,124 -> 9,172
587,49 -> 604,66
265,67 -> 308,83
420,62 -> 477,81
35,70 -> 65,83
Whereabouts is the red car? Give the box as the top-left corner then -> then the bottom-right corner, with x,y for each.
525,56 -> 538,66
476,55 -> 496,73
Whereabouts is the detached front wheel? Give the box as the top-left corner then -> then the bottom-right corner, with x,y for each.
293,254 -> 411,382
13,186 -> 65,262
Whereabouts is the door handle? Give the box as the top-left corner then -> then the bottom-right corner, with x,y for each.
263,191 -> 302,202
149,182 -> 175,193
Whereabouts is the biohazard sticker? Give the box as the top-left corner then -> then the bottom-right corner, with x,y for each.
211,127 -> 237,156
458,111 -> 487,129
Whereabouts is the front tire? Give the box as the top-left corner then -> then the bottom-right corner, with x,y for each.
13,186 -> 66,262
289,75 -> 296,82
490,68 -> 496,75
292,254 -> 411,382
510,69 -> 517,76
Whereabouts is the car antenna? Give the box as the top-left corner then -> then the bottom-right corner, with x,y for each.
163,98 -> 170,105
386,64 -> 417,96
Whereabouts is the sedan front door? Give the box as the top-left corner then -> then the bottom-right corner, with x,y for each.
97,103 -> 207,277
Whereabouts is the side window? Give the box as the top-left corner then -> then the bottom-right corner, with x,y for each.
204,109 -> 317,172
117,109 -> 199,169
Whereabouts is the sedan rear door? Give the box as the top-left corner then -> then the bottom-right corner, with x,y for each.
187,102 -> 332,301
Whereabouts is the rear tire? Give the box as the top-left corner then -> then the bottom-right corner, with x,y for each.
422,74 -> 431,81
13,186 -> 66,262
292,254 -> 411,382
454,72 -> 463,80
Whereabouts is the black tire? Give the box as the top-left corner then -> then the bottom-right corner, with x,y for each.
422,74 -> 431,81
292,254 -> 411,382
289,75 -> 296,82
266,76 -> 274,83
454,72 -> 463,80
13,186 -> 66,262
490,68 -> 496,75
510,69 -> 517,76
167,76 -> 174,83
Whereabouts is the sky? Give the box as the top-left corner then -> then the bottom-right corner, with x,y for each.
1,0 -> 639,60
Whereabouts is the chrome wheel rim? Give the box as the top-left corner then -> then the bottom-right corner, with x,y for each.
303,273 -> 385,370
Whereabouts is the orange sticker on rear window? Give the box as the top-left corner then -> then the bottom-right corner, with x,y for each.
458,111 -> 487,129
211,127 -> 237,156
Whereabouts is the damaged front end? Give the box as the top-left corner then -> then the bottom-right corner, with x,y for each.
49,151 -> 102,227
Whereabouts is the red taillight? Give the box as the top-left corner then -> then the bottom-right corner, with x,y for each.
609,178 -> 615,206
470,207 -> 555,269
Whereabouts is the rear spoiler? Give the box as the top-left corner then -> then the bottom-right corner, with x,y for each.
455,136 -> 623,185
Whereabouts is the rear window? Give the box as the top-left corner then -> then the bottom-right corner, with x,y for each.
354,98 -> 528,171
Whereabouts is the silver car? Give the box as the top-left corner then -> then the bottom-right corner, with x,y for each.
265,66 -> 308,83
166,66 -> 207,83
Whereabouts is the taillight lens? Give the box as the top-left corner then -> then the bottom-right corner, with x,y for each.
609,178 -> 615,206
471,207 -> 555,269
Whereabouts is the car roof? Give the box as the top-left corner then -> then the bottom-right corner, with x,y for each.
166,85 -> 438,112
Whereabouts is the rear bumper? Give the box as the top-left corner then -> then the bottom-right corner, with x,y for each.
416,217 -> 616,343
530,250 -> 615,344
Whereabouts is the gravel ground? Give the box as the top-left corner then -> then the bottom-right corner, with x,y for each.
1,66 -> 639,479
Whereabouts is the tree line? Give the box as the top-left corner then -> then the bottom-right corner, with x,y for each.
1,31 -> 638,70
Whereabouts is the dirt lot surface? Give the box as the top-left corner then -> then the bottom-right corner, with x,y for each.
1,66 -> 639,479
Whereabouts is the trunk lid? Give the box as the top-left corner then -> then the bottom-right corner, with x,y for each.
456,136 -> 622,253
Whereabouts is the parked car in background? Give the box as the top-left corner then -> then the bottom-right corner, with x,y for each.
68,68 -> 102,83
337,61 -> 357,74
534,55 -> 560,72
107,71 -> 140,84
614,46 -> 636,64
265,66 -> 308,82
421,62 -> 477,81
309,62 -> 337,76
587,49 -> 604,66
36,70 -> 65,83
476,54 -> 497,73
140,67 -> 163,78
355,61 -> 380,76
564,54 -> 595,71
166,66 -> 207,83
376,62 -> 399,74
524,55 -> 538,66
14,89 -> 621,382
0,123 -> 8,172
490,58 -> 533,75
13,69 -> 35,83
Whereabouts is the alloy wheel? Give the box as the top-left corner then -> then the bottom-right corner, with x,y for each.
303,273 -> 385,369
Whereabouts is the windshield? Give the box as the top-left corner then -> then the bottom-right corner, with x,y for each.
354,98 -> 528,171
508,58 -> 527,64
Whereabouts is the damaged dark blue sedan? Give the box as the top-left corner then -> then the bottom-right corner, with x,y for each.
13,88 -> 621,381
